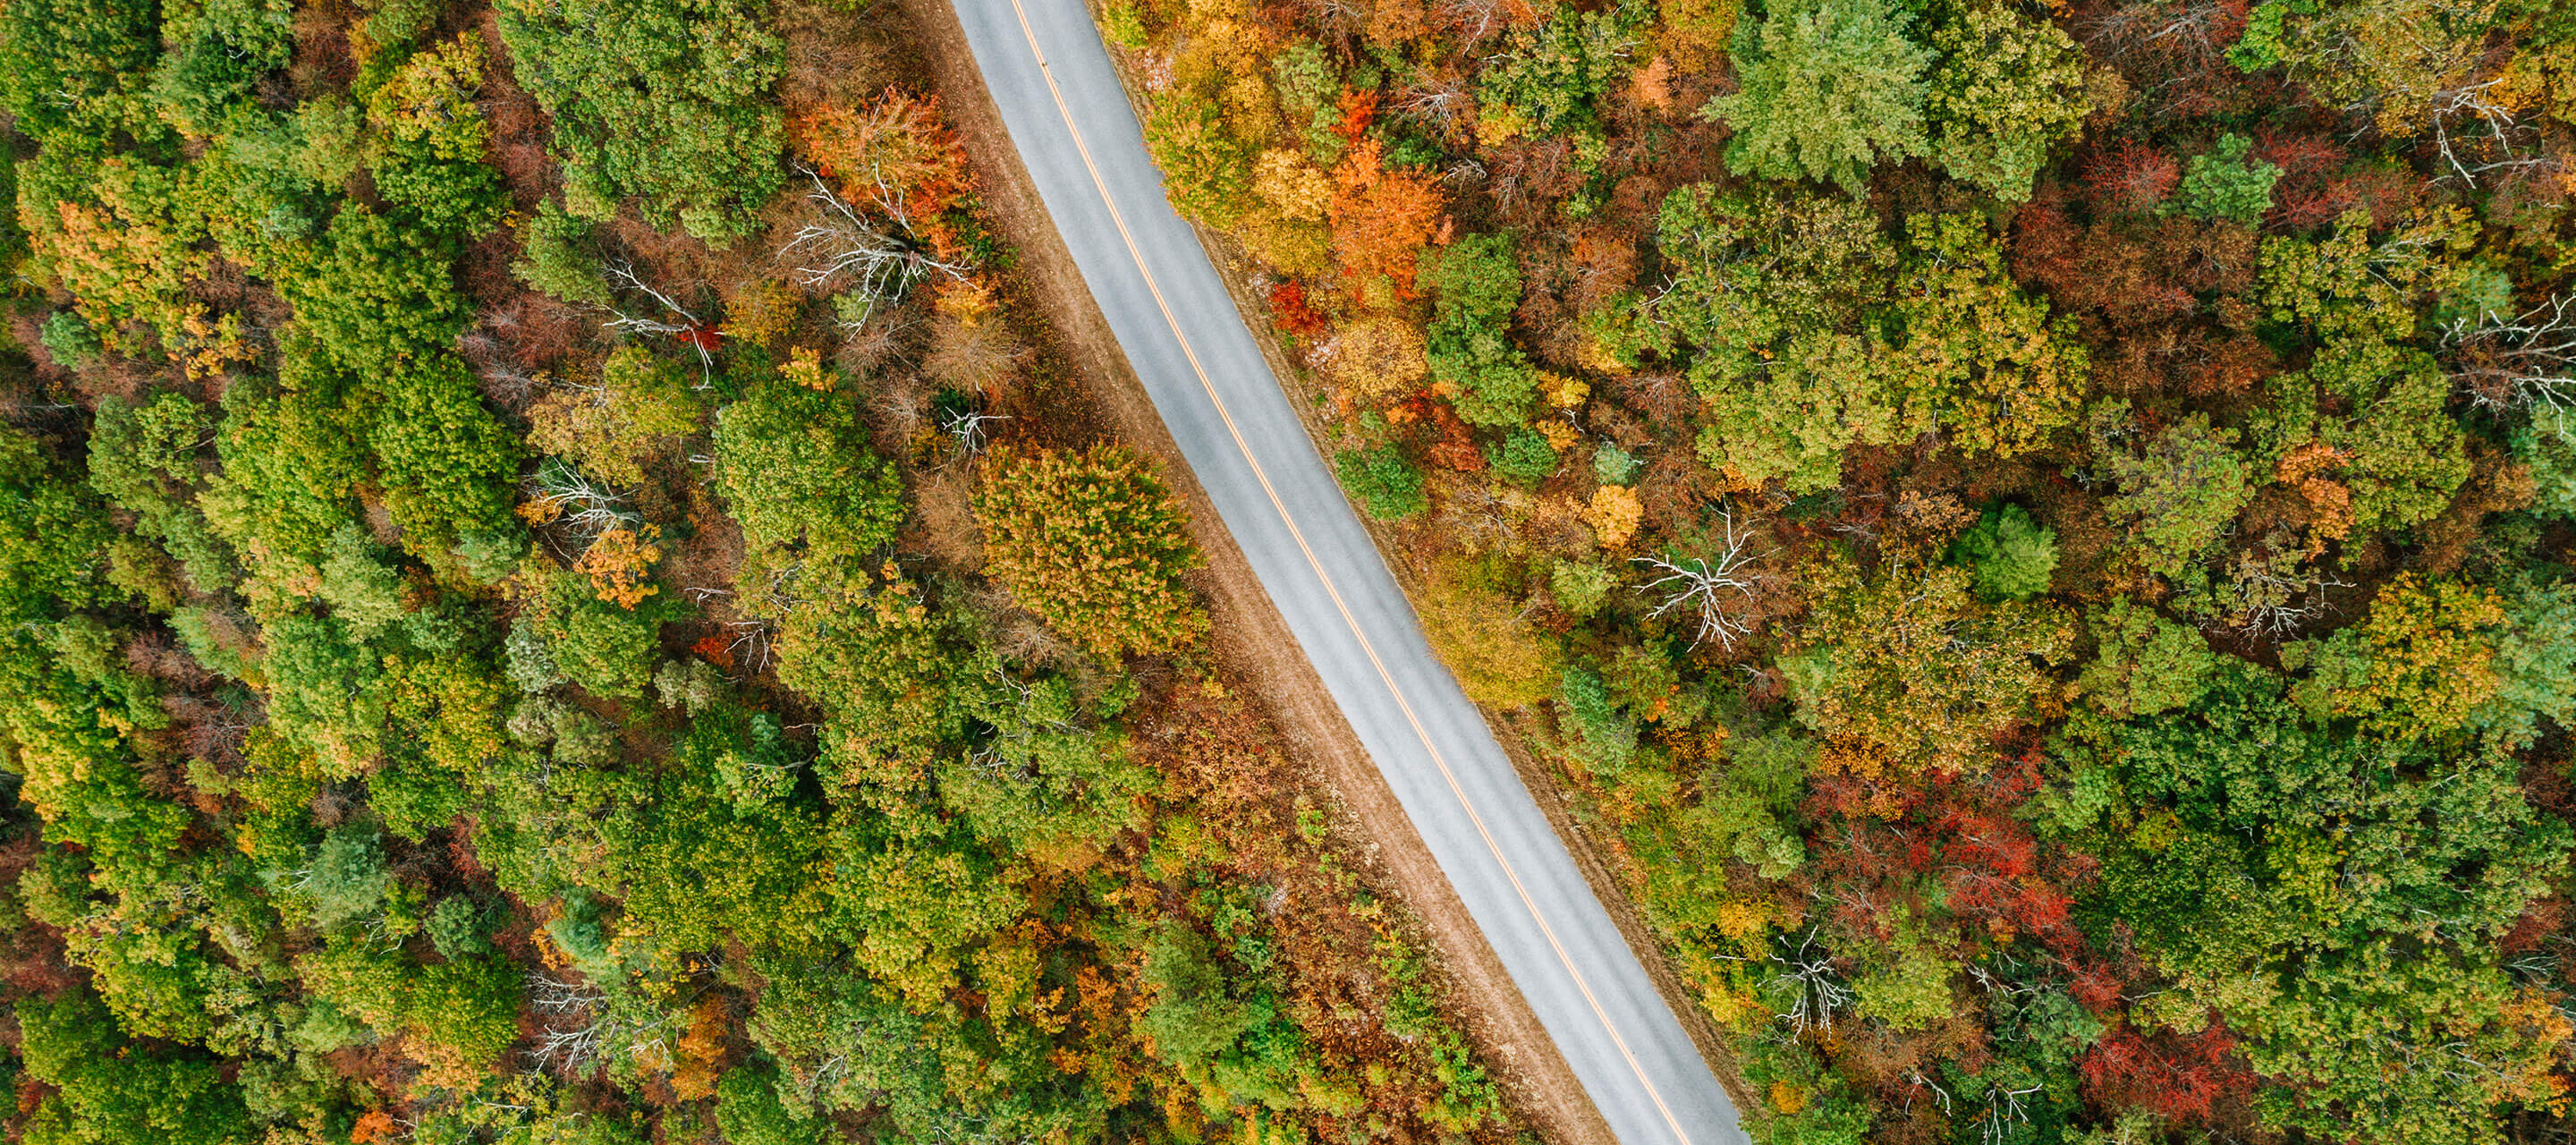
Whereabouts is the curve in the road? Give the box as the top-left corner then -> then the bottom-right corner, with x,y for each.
946,3 -> 1750,1142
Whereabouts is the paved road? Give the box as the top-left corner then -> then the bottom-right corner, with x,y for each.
945,4 -> 1749,1142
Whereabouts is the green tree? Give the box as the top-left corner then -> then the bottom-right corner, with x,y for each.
1418,557 -> 1560,708
39,311 -> 102,369
1923,2 -> 2090,202
1784,553 -> 2075,772
512,199 -> 614,305
1552,559 -> 1616,617
1555,666 -> 1640,775
1335,442 -> 1428,521
1419,233 -> 1538,426
2483,574 -> 2576,746
261,614 -> 391,776
1475,2 -> 1645,138
1136,917 -> 1317,1110
2256,336 -> 2471,535
1652,184 -> 1894,372
365,32 -> 506,237
972,444 -> 1206,657
370,354 -> 524,550
2098,410 -> 2255,579
1487,427 -> 1560,487
520,567 -> 664,700
602,706 -> 833,958
292,824 -> 393,930
495,0 -> 784,241
1694,329 -> 1905,494
936,673 -> 1153,871
2295,572 -> 2505,741
1142,93 -> 1256,227
2097,664 -> 2569,1145
2076,598 -> 2217,717
279,208 -> 469,373
1703,0 -> 1932,194
148,0 -> 292,137
0,0 -> 163,148
1886,213 -> 2087,458
2171,133 -> 2282,225
16,992 -> 253,1145
530,346 -> 706,487
2513,417 -> 2576,519
716,1062 -> 828,1145
713,376 -> 907,592
1949,504 -> 2057,600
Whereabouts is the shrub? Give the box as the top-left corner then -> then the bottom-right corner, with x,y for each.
1418,559 -> 1560,708
1592,443 -> 1641,485
1335,442 -> 1428,521
1553,560 -> 1616,617
1102,2 -> 1148,49
427,896 -> 495,961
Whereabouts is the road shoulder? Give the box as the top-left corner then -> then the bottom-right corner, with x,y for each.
894,2 -> 1620,1141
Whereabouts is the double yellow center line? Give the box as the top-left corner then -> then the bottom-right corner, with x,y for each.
990,4 -> 1693,1141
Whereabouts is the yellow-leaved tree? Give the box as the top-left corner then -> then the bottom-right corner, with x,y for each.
973,444 -> 1207,657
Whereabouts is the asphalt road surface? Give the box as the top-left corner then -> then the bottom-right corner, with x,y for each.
945,4 -> 1750,1141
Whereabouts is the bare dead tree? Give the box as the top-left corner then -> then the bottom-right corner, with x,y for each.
2210,544 -> 2351,638
1631,506 -> 1769,649
939,406 -> 1009,458
2427,80 -> 2546,188
1438,0 -> 1513,41
2442,293 -> 2576,424
522,458 -> 636,544
1973,1079 -> 2046,1145
1394,72 -> 1474,141
726,618 -> 775,675
600,260 -> 713,385
1764,929 -> 1852,1037
1902,1068 -> 1957,1118
526,974 -> 609,1073
781,166 -> 969,324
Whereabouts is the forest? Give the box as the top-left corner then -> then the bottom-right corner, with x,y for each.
0,0 -> 1530,1142
1106,0 -> 2576,1142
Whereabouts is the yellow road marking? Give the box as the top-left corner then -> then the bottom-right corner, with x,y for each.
994,4 -> 1694,1141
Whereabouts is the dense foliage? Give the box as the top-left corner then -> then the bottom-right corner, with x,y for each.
1109,0 -> 2576,1141
0,4 -> 1524,1144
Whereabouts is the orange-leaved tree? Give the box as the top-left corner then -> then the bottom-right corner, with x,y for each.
794,86 -> 977,258
1327,139 -> 1444,301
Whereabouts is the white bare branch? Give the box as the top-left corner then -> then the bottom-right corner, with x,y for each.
781,166 -> 970,325
2427,80 -> 2546,189
2442,293 -> 2576,427
1631,507 -> 1768,649
939,407 -> 1009,457
1764,929 -> 1852,1037
523,458 -> 637,542
599,261 -> 713,386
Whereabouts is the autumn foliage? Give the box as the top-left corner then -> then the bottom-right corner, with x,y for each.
972,444 -> 1208,657
794,86 -> 978,257
1327,140 -> 1445,298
